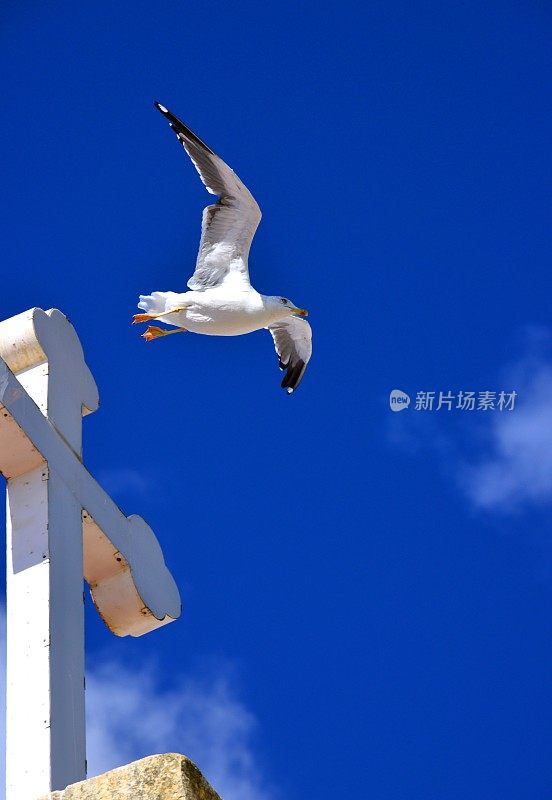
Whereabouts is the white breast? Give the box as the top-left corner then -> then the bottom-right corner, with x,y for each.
181,289 -> 272,336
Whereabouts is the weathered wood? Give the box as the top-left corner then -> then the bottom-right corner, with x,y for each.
0,308 -> 181,798
7,465 -> 86,794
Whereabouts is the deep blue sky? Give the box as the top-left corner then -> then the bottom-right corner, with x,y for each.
1,2 -> 552,798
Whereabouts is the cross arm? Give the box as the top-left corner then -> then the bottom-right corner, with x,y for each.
0,356 -> 181,636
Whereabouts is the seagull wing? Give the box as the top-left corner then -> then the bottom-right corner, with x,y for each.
268,317 -> 312,394
155,102 -> 262,290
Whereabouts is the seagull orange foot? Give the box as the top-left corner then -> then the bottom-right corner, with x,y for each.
142,325 -> 187,342
142,326 -> 167,341
132,313 -> 157,324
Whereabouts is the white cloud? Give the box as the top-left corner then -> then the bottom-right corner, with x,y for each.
461,360 -> 552,512
387,330 -> 552,515
95,467 -> 149,497
0,610 -> 275,800
86,659 -> 276,800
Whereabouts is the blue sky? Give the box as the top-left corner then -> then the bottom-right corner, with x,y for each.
1,2 -> 552,798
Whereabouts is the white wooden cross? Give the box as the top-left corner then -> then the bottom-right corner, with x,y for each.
0,308 -> 181,800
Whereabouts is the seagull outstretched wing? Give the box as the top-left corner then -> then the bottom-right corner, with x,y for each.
155,102 -> 261,291
268,317 -> 313,394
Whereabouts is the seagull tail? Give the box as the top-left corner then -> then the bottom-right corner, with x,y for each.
137,291 -> 181,315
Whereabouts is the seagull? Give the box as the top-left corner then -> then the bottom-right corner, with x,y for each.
133,102 -> 312,394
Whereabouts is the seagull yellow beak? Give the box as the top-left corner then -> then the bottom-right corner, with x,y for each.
293,308 -> 309,317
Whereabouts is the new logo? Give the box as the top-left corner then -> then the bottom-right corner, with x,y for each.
389,389 -> 411,412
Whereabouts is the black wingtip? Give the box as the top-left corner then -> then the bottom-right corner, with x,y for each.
280,359 -> 306,394
153,101 -> 216,155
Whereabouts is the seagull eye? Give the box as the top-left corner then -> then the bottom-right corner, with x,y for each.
280,298 -> 288,304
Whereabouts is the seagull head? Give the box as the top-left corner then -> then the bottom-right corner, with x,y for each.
265,295 -> 309,320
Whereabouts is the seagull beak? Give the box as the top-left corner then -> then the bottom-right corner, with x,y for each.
292,308 -> 309,317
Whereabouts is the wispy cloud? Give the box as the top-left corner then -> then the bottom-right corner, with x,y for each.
388,329 -> 552,514
461,358 -> 552,512
0,609 -> 276,800
95,467 -> 150,497
86,659 -> 276,800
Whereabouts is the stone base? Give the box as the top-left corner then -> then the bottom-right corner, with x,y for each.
38,754 -> 222,799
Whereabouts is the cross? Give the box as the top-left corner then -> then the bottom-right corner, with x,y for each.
0,308 -> 181,800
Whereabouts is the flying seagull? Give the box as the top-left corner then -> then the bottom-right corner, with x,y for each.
133,102 -> 312,394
